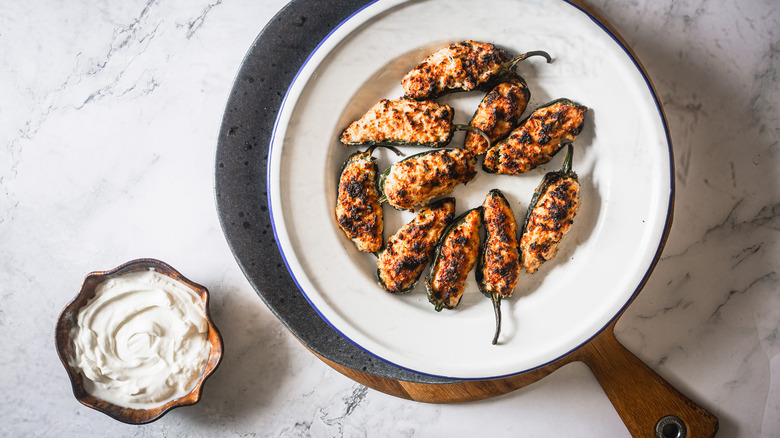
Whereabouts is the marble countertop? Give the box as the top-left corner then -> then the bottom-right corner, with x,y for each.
2,0 -> 777,436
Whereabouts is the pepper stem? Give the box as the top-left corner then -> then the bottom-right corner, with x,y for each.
491,292 -> 502,345
506,50 -> 553,71
385,145 -> 403,157
560,141 -> 574,174
367,144 -> 403,157
453,124 -> 491,150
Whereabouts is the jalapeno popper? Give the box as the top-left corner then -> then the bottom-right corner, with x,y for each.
377,198 -> 456,293
483,99 -> 587,174
379,148 -> 477,211
402,40 -> 551,100
340,98 -> 455,148
426,207 -> 482,311
476,189 -> 521,345
520,142 -> 581,273
335,147 -> 384,253
464,75 -> 530,155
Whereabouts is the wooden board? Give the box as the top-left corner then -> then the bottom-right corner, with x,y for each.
310,320 -> 719,438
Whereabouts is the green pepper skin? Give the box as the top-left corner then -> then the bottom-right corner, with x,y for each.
483,98 -> 587,174
376,197 -> 456,293
519,142 -> 581,274
476,189 -> 521,344
426,207 -> 483,311
342,139 -> 450,149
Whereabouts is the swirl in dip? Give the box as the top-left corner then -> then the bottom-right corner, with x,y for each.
71,269 -> 210,409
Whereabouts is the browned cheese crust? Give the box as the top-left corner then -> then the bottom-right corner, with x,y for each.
377,198 -> 456,293
401,40 -> 505,100
383,149 -> 477,210
465,77 -> 529,155
340,98 -> 453,146
483,101 -> 587,174
480,192 -> 521,298
428,209 -> 482,309
520,176 -> 581,273
335,151 -> 383,253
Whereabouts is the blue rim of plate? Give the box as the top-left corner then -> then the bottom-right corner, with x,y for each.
266,0 -> 674,381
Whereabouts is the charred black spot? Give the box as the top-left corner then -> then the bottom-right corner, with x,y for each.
410,240 -> 426,254
496,227 -> 512,242
337,215 -> 356,233
491,263 -> 513,278
493,106 -> 508,120
549,110 -> 564,122
451,234 -> 469,246
436,264 -> 461,283
343,178 -> 367,199
400,254 -> 427,270
479,51 -> 502,66
484,90 -> 500,107
517,131 -> 532,144
539,122 -> 555,136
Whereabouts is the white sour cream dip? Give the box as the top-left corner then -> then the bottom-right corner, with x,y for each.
71,269 -> 211,409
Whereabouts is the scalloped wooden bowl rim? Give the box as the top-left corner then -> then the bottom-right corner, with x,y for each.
55,258 -> 224,424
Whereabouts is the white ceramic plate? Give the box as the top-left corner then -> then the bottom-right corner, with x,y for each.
268,0 -> 671,379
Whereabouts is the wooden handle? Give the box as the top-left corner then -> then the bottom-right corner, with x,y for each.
576,328 -> 718,438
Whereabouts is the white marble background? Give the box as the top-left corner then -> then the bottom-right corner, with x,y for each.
0,0 -> 777,437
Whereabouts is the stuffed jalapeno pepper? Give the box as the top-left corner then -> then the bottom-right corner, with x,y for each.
379,148 -> 477,211
376,197 -> 456,293
426,207 -> 483,311
464,75 -> 531,155
519,142 -> 581,273
340,98 -> 455,148
483,99 -> 587,174
402,40 -> 550,100
335,147 -> 384,253
476,189 -> 522,345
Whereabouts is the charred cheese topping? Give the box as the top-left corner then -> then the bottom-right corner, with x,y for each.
340,98 -> 454,147
426,208 -> 482,311
465,76 -> 530,155
520,175 -> 580,273
479,190 -> 521,299
402,41 -> 506,100
335,149 -> 383,253
483,99 -> 587,174
377,198 -> 456,293
382,148 -> 477,211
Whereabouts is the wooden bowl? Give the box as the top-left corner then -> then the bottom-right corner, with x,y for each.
54,258 -> 223,424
